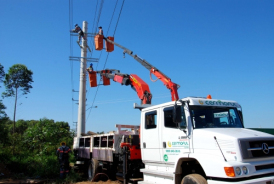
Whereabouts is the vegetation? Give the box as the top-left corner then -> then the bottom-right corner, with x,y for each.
0,64 -> 7,119
0,118 -> 74,179
0,64 -> 5,84
2,64 -> 33,133
0,63 -> 80,182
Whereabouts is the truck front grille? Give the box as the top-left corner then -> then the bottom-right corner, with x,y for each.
239,138 -> 274,159
255,164 -> 274,171
248,140 -> 274,157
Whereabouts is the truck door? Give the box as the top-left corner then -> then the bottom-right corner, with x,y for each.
141,110 -> 161,162
160,106 -> 190,163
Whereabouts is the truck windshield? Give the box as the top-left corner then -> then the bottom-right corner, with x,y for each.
189,106 -> 243,128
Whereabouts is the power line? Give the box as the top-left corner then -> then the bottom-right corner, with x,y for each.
86,0 -> 106,98
86,0 -> 126,121
86,0 -> 118,98
88,0 -> 118,57
68,0 -> 127,123
95,0 -> 105,31
86,53 -> 109,121
113,0 -> 125,36
106,0 -> 119,34
94,95 -> 170,105
69,0 -> 75,126
87,0 -> 104,68
91,0 -> 99,33
89,0 -> 100,55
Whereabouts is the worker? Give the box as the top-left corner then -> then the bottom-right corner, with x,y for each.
71,24 -> 85,43
98,26 -> 104,36
87,63 -> 94,72
56,141 -> 71,179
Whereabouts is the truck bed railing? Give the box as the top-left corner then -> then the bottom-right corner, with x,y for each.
115,124 -> 140,135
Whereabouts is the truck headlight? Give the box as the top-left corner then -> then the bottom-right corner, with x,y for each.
235,167 -> 241,175
242,166 -> 248,174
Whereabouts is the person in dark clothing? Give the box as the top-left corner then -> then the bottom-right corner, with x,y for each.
71,24 -> 85,43
56,142 -> 71,179
98,26 -> 103,35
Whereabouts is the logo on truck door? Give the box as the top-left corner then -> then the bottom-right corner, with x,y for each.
167,141 -> 189,148
164,154 -> 168,162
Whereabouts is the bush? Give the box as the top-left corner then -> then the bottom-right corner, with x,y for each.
1,118 -> 74,179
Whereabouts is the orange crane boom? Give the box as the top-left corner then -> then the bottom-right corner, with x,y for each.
101,37 -> 180,101
88,69 -> 152,105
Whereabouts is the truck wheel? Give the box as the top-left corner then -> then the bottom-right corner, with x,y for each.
181,174 -> 207,184
88,158 -> 99,181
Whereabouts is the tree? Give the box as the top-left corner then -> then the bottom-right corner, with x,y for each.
2,64 -> 33,133
0,63 -> 5,85
0,63 -> 7,121
0,63 -> 6,118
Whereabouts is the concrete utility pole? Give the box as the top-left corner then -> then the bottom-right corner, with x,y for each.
77,21 -> 88,137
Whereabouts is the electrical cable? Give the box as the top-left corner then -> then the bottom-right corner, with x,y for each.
91,0 -> 99,34
113,0 -> 125,36
86,0 -> 116,98
106,0 -> 119,34
86,0 -> 125,121
85,0 -> 106,122
86,0 -> 104,68
86,52 -> 110,121
68,0 -> 105,131
91,0 -> 104,54
69,0 -> 75,127
86,0 -> 120,111
87,0 -> 118,58
94,94 -> 170,105
89,0 -> 100,56
85,0 -> 105,99
95,0 -> 105,30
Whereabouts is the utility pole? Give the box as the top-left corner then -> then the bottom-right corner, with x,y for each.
77,21 -> 88,137
73,121 -> 77,136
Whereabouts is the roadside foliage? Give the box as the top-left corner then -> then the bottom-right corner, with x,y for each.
0,63 -> 79,182
0,118 -> 74,178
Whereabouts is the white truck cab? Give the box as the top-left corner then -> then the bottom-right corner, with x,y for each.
140,97 -> 274,184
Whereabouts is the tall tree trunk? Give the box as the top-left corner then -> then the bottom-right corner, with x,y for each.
13,87 -> 18,134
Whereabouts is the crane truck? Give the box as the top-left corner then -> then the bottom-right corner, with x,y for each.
72,36 -> 274,184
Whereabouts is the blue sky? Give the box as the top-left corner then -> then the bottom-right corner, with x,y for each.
1,0 -> 273,133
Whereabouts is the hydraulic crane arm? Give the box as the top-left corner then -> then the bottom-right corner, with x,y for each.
88,69 -> 152,105
104,37 -> 180,101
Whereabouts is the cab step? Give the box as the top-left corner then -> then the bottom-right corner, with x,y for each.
140,168 -> 174,184
140,168 -> 174,178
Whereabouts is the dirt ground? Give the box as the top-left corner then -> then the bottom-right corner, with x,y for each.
0,163 -> 122,184
77,181 -> 122,184
0,179 -> 122,184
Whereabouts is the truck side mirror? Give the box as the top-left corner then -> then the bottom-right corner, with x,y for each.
173,106 -> 182,124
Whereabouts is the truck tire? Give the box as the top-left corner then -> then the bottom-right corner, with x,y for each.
181,174 -> 207,184
88,158 -> 99,181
